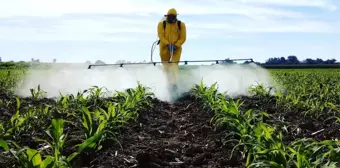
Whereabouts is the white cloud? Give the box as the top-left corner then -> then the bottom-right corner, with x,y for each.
235,0 -> 337,11
0,0 -> 338,43
0,0 -> 315,18
0,15 -> 155,41
190,19 -> 336,33
0,16 -> 336,42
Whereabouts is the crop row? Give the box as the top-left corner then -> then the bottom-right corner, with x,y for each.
190,81 -> 340,167
250,69 -> 340,119
0,83 -> 154,167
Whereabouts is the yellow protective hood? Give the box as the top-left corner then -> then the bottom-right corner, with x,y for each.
167,8 -> 178,15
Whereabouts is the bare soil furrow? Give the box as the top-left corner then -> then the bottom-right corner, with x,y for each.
89,96 -> 239,168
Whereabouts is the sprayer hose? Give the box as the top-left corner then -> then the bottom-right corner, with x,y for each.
150,40 -> 158,63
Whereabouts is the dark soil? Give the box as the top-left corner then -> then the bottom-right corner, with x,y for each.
86,96 -> 242,168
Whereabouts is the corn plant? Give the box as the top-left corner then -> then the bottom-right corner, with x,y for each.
29,85 -> 47,100
1,98 -> 27,141
9,118 -> 71,167
9,147 -> 54,168
8,118 -> 104,168
245,123 -> 289,167
189,81 -> 225,113
287,138 -> 340,167
78,83 -> 154,151
191,80 -> 340,168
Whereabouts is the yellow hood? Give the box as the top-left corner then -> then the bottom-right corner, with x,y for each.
167,8 -> 177,15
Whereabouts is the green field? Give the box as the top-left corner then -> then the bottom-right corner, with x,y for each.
0,66 -> 340,167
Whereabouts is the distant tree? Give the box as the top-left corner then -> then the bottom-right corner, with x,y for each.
116,60 -> 133,64
225,59 -> 234,64
0,57 -> 2,62
95,60 -> 105,64
53,59 -> 57,63
324,59 -> 337,64
286,55 -> 299,64
116,60 -> 126,64
280,57 -> 286,63
85,60 -> 91,64
31,58 -> 40,63
220,58 -> 235,64
264,55 -> 338,64
265,57 -> 285,64
303,58 -> 314,64
315,58 -> 324,64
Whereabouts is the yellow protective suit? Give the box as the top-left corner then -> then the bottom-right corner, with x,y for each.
157,8 -> 186,85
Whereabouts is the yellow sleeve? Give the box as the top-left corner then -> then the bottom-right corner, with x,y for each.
175,22 -> 186,47
157,22 -> 169,45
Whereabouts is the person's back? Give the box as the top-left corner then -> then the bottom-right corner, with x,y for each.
157,8 -> 187,96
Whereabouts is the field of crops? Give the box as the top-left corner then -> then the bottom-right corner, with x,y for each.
0,67 -> 340,167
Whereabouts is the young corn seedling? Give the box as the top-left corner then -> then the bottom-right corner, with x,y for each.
43,118 -> 72,167
29,85 -> 47,101
80,105 -> 121,151
248,83 -> 272,98
9,118 -> 98,168
9,118 -> 70,168
9,147 -> 54,168
189,81 -> 224,113
86,86 -> 108,109
288,138 -> 340,167
246,123 -> 289,168
1,98 -> 27,143
80,106 -> 106,149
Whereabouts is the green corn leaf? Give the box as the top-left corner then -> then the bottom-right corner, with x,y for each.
0,139 -> 9,151
39,156 -> 54,168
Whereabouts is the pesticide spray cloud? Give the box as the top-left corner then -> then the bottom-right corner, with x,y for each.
178,63 -> 274,97
15,63 -> 274,101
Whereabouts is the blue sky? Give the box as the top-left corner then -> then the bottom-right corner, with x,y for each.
0,0 -> 339,64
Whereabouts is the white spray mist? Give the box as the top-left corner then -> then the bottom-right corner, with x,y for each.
177,63 -> 274,97
15,63 -> 274,102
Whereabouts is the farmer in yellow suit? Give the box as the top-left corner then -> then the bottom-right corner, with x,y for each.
157,8 -> 186,93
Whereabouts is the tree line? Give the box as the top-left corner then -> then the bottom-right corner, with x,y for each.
263,55 -> 338,64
